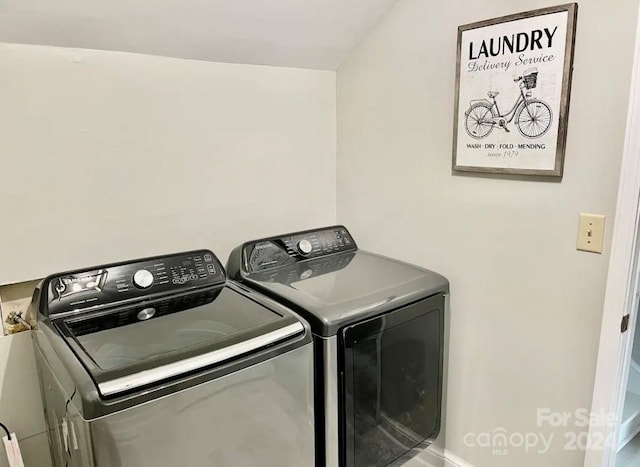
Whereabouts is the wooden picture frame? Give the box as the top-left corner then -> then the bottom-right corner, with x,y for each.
452,3 -> 578,178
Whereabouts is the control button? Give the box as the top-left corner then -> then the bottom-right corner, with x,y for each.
297,239 -> 313,255
204,254 -> 213,262
133,269 -> 154,289
207,264 -> 216,274
137,307 -> 156,321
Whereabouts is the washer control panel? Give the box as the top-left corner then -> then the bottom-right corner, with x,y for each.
244,226 -> 357,273
42,250 -> 225,317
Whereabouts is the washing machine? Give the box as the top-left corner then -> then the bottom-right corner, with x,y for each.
30,249 -> 315,467
227,226 -> 449,467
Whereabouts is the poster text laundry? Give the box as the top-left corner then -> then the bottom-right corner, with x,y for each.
469,26 -> 558,59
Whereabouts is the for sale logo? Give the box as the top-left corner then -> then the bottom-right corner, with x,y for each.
462,408 -> 615,456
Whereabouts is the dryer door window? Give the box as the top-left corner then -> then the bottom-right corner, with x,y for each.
341,295 -> 444,467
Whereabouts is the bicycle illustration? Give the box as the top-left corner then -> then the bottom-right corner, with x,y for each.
463,68 -> 552,139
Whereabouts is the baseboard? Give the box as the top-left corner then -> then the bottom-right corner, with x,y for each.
618,422 -> 640,452
418,445 -> 474,467
442,450 -> 474,467
617,391 -> 640,450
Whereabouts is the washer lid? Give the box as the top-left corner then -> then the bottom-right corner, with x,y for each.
235,250 -> 449,337
57,284 -> 305,397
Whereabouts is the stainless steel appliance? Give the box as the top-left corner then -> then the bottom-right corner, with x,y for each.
30,250 -> 315,467
227,226 -> 449,467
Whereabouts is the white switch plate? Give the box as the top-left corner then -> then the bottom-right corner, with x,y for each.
577,213 -> 605,253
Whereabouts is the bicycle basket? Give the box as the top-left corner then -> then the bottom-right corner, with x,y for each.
523,72 -> 538,90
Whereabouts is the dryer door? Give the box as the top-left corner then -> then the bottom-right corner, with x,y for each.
340,294 -> 444,467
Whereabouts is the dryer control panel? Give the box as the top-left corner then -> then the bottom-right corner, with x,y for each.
243,226 -> 357,273
41,250 -> 225,317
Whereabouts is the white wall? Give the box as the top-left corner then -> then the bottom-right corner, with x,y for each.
0,42 -> 337,284
337,1 -> 638,466
0,42 -> 336,465
0,332 -> 52,467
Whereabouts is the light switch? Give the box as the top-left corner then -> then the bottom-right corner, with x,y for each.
577,213 -> 605,254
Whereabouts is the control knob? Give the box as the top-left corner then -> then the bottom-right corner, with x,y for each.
297,239 -> 313,255
133,269 -> 154,289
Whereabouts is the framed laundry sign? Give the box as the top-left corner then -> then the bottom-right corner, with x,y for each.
452,4 -> 577,178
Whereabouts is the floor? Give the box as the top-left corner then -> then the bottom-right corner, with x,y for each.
617,432 -> 640,466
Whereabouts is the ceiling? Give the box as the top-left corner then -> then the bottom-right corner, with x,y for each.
0,0 -> 399,70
